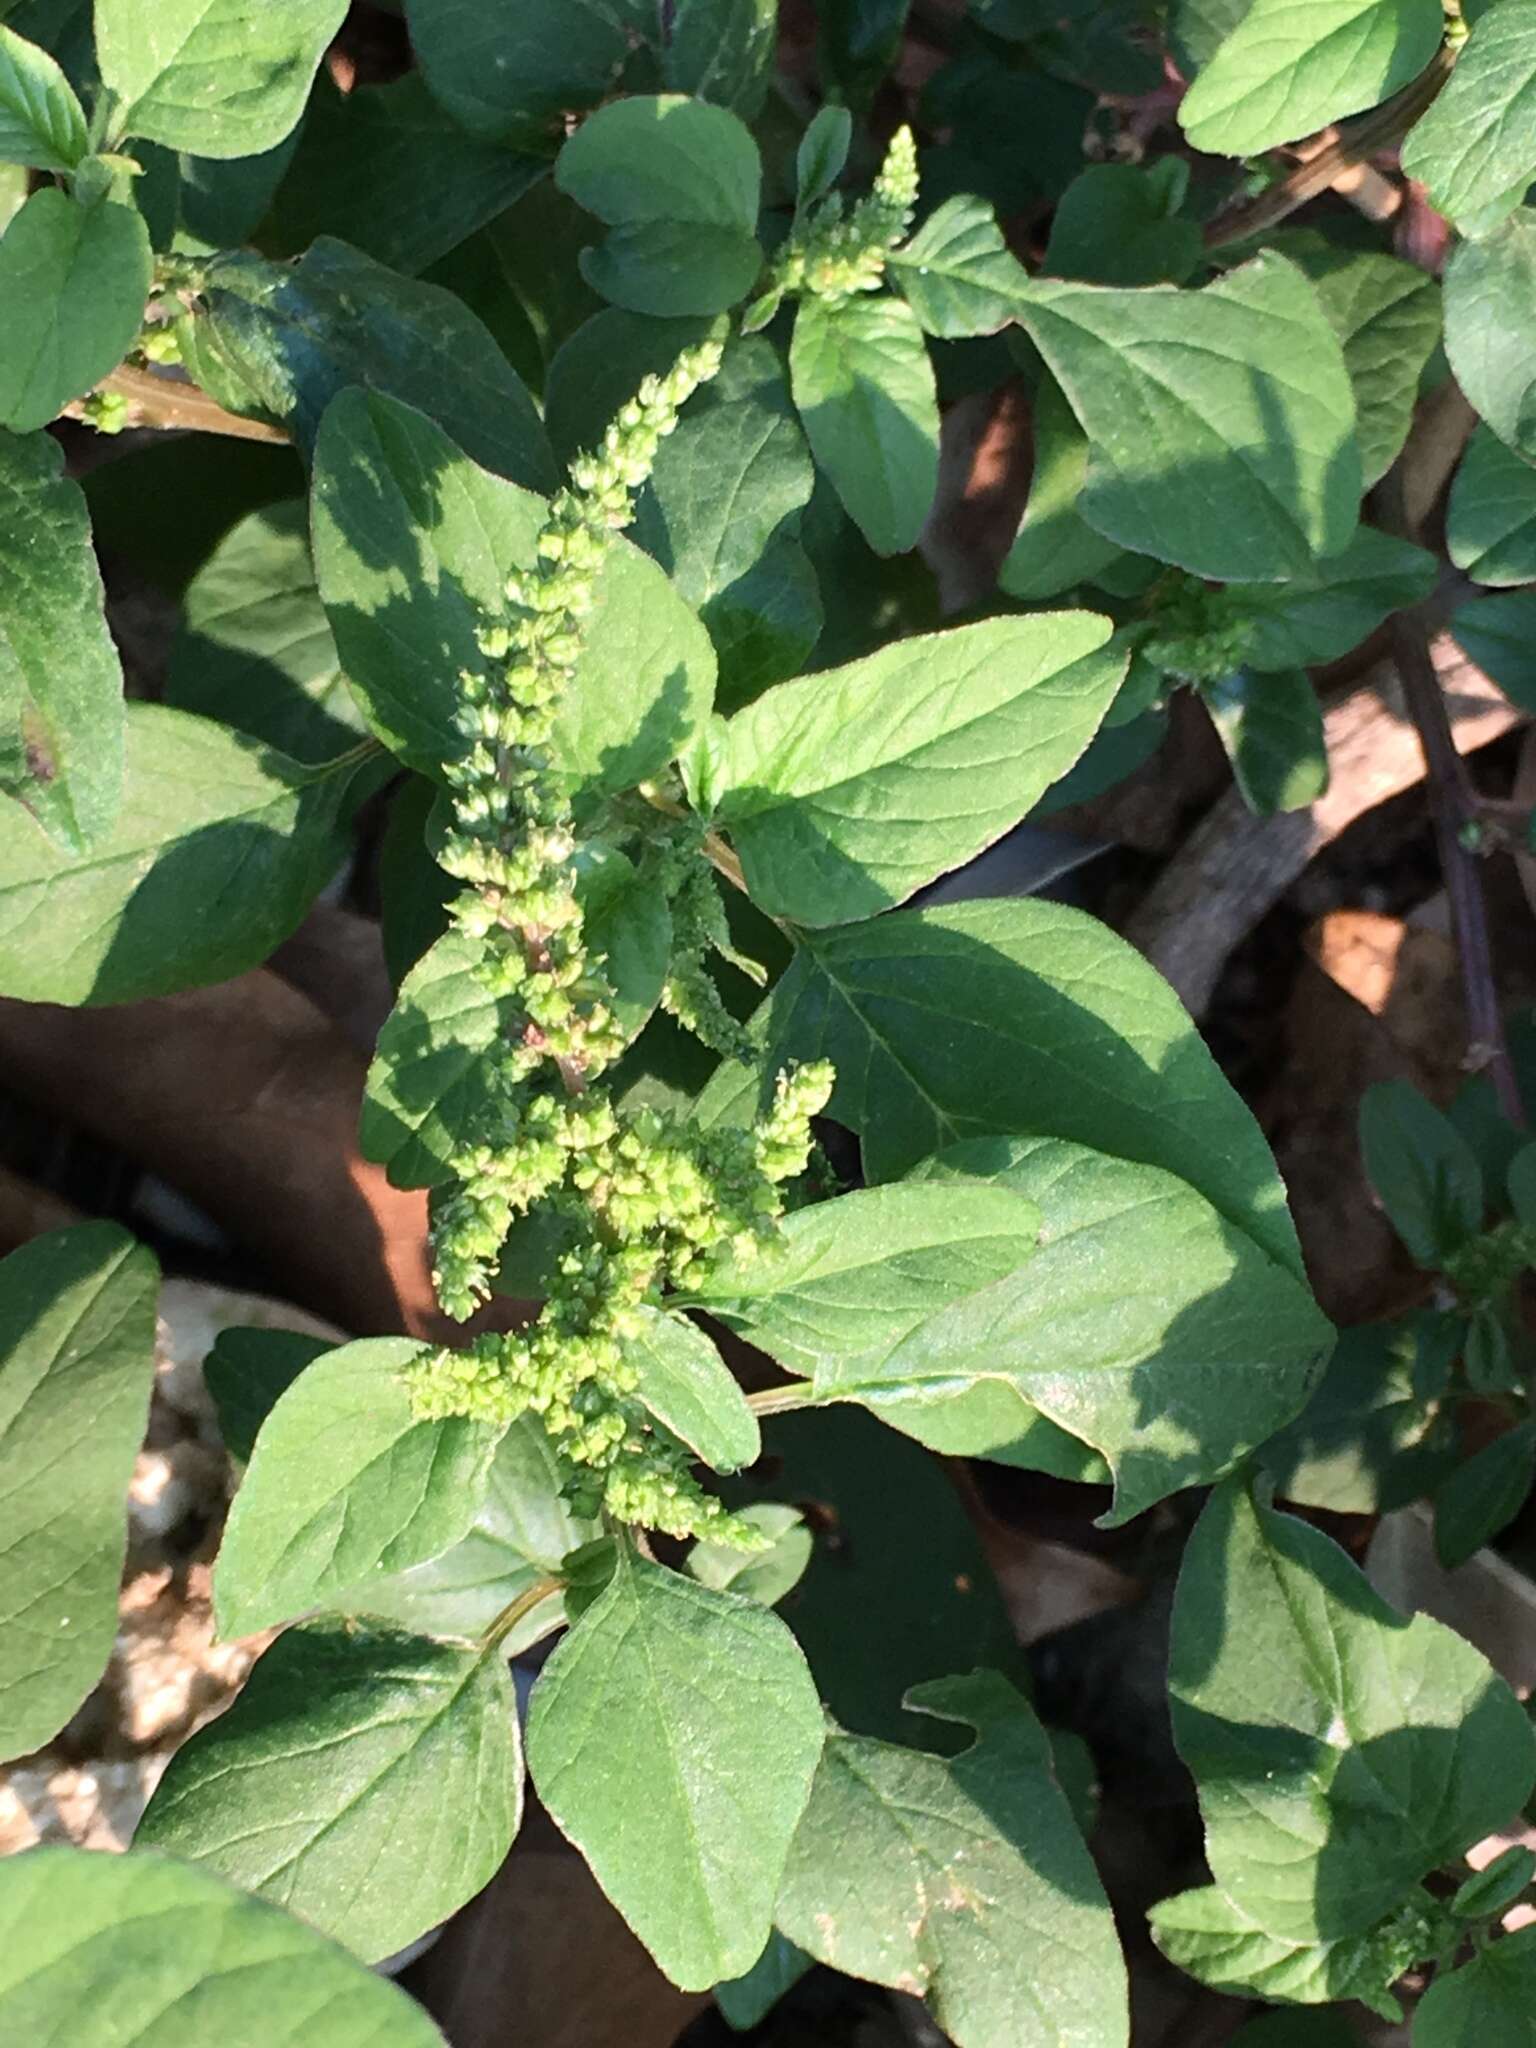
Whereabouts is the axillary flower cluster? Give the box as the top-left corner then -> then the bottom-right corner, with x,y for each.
407,335 -> 832,1546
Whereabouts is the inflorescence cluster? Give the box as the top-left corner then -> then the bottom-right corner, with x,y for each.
410,334 -> 832,1545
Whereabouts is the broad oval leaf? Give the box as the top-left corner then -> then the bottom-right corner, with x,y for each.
1015,253 -> 1361,581
1286,243 -> 1441,488
137,1621 -> 522,1962
712,612 -> 1126,925
789,292 -> 939,557
0,1845 -> 445,2045
179,238 -> 555,485
1448,421 -> 1536,586
406,0 -> 641,141
0,702 -> 362,1006
311,387 -> 716,788
0,188 -> 151,433
0,1224 -> 158,1764
623,1308 -> 759,1474
1179,0 -> 1445,157
775,1672 -> 1129,2048
0,22 -> 87,170
1149,1881 -> 1429,2012
96,0 -> 348,158
1170,1478 -> 1536,1944
214,1337 -> 506,1638
334,1415 -> 597,1644
526,1549 -> 824,1988
1415,1926 -> 1536,2047
1204,667 -> 1328,815
0,427 -> 124,854
887,193 -> 1030,338
1444,208 -> 1536,463
1402,0 -> 1536,227
167,499 -> 360,762
723,896 -> 1306,1277
557,94 -> 762,317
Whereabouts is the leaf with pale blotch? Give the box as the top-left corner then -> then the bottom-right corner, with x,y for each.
775,1671 -> 1128,2048
0,1846 -> 446,2045
527,1549 -> 824,1989
0,1225 -> 158,1765
713,613 -> 1125,924
0,429 -> 124,855
137,1620 -> 522,1962
214,1337 -> 506,1638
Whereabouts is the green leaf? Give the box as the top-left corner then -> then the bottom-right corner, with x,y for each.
1450,1844 -> 1536,1922
1359,1077 -> 1484,1265
1448,423 -> 1536,586
1178,0 -> 1445,157
333,1415 -> 596,1645
705,532 -> 824,712
665,0 -> 777,115
818,0 -> 912,107
137,1620 -> 521,1962
789,292 -> 939,556
887,194 -> 1030,338
265,73 -> 547,278
214,1336 -> 506,1638
692,1177 -> 1044,1377
0,427 -> 123,854
1434,1421 -> 1536,1568
203,1326 -> 330,1465
1444,209 -> 1536,462
623,1308 -> 759,1474
96,0 -> 346,158
0,21 -> 85,168
1150,1881 -> 1428,2013
178,238 -> 555,486
998,377 -> 1128,601
0,702 -> 361,1006
1416,1928 -> 1536,2047
775,1672 -> 1128,2048
544,308 -> 718,464
1204,667 -> 1328,814
556,95 -> 762,317
729,896 -> 1306,1276
1450,589 -> 1536,712
406,0 -> 646,141
1016,254 -> 1362,581
795,103 -> 852,217
0,1845 -> 446,2044
689,1504 -> 812,1607
1173,0 -> 1252,73
0,188 -> 151,432
632,336 -> 817,610
310,387 -> 714,786
1218,525 -> 1437,668
1289,246 -> 1441,487
1402,2 -> 1536,228
712,613 -> 1126,924
1043,159 -> 1202,286
167,499 -> 361,762
0,1224 -> 157,1764
176,133 -> 299,251
749,1136 -> 1326,1523
1258,1319 -> 1456,1515
526,1548 -> 824,1988
1169,1477 -> 1536,1944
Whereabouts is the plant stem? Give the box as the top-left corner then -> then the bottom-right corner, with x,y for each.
480,1575 -> 562,1653
1377,461 -> 1527,1128
63,363 -> 288,444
